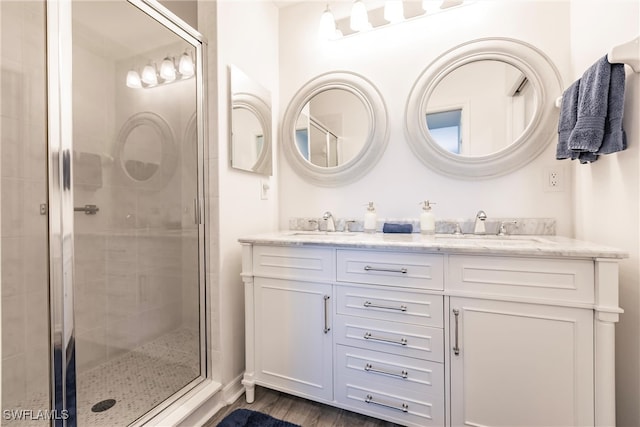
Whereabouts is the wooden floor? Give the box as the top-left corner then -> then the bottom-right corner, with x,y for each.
202,386 -> 401,427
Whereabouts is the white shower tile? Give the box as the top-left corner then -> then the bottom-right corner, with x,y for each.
0,116 -> 23,179
23,237 -> 48,296
1,294 -> 25,358
1,236 -> 23,298
76,328 -> 108,374
1,354 -> 27,409
20,180 -> 47,239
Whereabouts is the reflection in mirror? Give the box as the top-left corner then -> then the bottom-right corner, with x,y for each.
116,111 -> 177,188
425,60 -> 535,156
230,65 -> 272,175
123,124 -> 162,180
294,88 -> 369,168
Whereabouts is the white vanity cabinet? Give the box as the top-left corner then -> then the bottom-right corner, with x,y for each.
449,298 -> 594,426
447,254 -> 607,427
242,245 -> 335,403
240,235 -> 623,427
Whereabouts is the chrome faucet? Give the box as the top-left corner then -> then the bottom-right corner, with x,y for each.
474,210 -> 487,235
322,211 -> 336,232
497,220 -> 518,236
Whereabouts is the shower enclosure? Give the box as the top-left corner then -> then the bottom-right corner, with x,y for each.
1,0 -> 208,425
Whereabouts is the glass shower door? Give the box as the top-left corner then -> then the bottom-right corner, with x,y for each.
70,1 -> 204,425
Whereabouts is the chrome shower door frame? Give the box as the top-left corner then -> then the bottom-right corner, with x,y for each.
47,0 -> 76,425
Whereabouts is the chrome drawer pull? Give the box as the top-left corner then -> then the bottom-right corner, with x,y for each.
323,295 -> 331,334
363,332 -> 407,346
364,363 -> 408,379
453,308 -> 460,356
364,265 -> 408,274
364,301 -> 407,312
365,394 -> 409,413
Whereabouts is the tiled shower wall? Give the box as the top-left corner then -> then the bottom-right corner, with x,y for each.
1,0 -> 50,409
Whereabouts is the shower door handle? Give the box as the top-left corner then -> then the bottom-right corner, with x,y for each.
74,204 -> 99,215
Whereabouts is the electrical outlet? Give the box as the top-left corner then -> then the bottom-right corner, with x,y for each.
544,167 -> 564,192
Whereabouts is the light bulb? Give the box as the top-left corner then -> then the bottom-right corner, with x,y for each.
422,0 -> 441,13
350,0 -> 369,32
319,5 -> 337,40
441,0 -> 464,9
160,57 -> 176,82
141,64 -> 158,86
179,52 -> 195,78
384,0 -> 404,24
126,69 -> 142,88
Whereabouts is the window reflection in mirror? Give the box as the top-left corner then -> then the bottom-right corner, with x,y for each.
294,88 -> 368,168
427,109 -> 462,154
425,60 -> 535,156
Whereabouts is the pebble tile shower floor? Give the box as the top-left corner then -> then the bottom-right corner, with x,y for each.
2,328 -> 200,427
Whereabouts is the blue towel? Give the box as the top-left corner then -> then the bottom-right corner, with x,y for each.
599,58 -> 627,154
383,223 -> 413,233
557,55 -> 627,164
568,55 -> 611,153
556,80 -> 580,160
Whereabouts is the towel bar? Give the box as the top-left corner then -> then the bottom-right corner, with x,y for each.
556,35 -> 639,108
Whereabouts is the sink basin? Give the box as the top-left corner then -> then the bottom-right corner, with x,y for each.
434,234 -> 554,245
289,231 -> 357,237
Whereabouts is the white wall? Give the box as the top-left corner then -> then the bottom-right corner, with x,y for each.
215,0 -> 280,385
569,1 -> 640,426
279,1 -> 573,232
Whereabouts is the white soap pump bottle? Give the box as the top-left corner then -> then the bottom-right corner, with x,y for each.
364,202 -> 377,233
420,200 -> 436,235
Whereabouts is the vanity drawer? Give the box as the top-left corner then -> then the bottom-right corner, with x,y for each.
252,245 -> 334,282
335,315 -> 444,362
335,347 -> 445,427
448,255 -> 594,303
337,250 -> 444,290
336,344 -> 444,398
336,285 -> 443,328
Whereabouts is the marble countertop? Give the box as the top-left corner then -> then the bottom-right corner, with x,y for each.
239,231 -> 628,259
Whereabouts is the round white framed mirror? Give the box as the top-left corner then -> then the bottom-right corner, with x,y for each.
282,71 -> 389,186
116,111 -> 177,189
405,37 -> 563,179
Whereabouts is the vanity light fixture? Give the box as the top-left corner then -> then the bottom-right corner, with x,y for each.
159,56 -> 177,82
350,0 -> 371,32
384,0 -> 405,24
319,4 -> 340,40
321,0 -> 468,40
126,50 -> 195,89
141,63 -> 158,86
126,69 -> 143,88
179,51 -> 195,78
422,0 -> 441,13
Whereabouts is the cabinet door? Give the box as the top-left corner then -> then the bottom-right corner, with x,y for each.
254,277 -> 333,401
449,298 -> 593,427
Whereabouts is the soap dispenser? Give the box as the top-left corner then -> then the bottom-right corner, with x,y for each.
364,202 -> 377,233
420,200 -> 436,235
